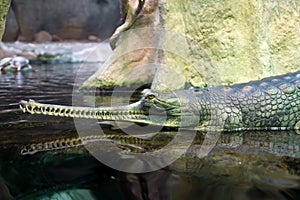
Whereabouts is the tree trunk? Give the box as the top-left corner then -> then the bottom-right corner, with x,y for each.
0,0 -> 11,40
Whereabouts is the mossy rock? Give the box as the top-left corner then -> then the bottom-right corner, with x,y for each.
84,0 -> 300,91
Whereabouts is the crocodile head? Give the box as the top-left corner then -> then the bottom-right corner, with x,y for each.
19,89 -> 199,128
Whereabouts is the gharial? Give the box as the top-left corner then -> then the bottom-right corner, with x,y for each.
19,70 -> 300,132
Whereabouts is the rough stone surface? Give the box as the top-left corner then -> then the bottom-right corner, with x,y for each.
162,0 -> 300,85
181,0 -> 300,83
82,0 -> 161,89
85,0 -> 299,90
0,0 -> 11,40
2,7 -> 18,42
3,0 -> 120,42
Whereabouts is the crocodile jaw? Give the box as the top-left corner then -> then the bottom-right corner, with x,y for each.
19,99 -> 183,128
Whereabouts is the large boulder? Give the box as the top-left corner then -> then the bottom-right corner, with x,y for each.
83,0 -> 300,90
163,0 -> 300,85
3,0 -> 121,42
83,0 -> 161,89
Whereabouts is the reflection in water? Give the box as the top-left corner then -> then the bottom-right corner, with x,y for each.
0,177 -> 14,200
0,64 -> 299,199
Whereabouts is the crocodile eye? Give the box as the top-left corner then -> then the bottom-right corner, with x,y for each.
146,94 -> 156,100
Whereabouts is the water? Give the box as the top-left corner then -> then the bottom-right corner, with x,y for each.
0,64 -> 299,200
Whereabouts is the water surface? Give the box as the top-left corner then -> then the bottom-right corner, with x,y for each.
0,64 -> 299,200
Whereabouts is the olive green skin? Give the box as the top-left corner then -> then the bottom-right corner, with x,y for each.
19,70 -> 299,131
193,70 -> 299,131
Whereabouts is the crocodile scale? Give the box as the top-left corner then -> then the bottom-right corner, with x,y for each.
19,70 -> 300,131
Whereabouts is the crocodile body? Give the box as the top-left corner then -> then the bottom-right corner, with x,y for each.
19,70 -> 300,131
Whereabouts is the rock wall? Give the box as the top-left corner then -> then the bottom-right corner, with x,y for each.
0,0 -> 11,40
83,0 -> 161,89
2,0 -> 121,42
162,0 -> 300,86
84,0 -> 300,90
